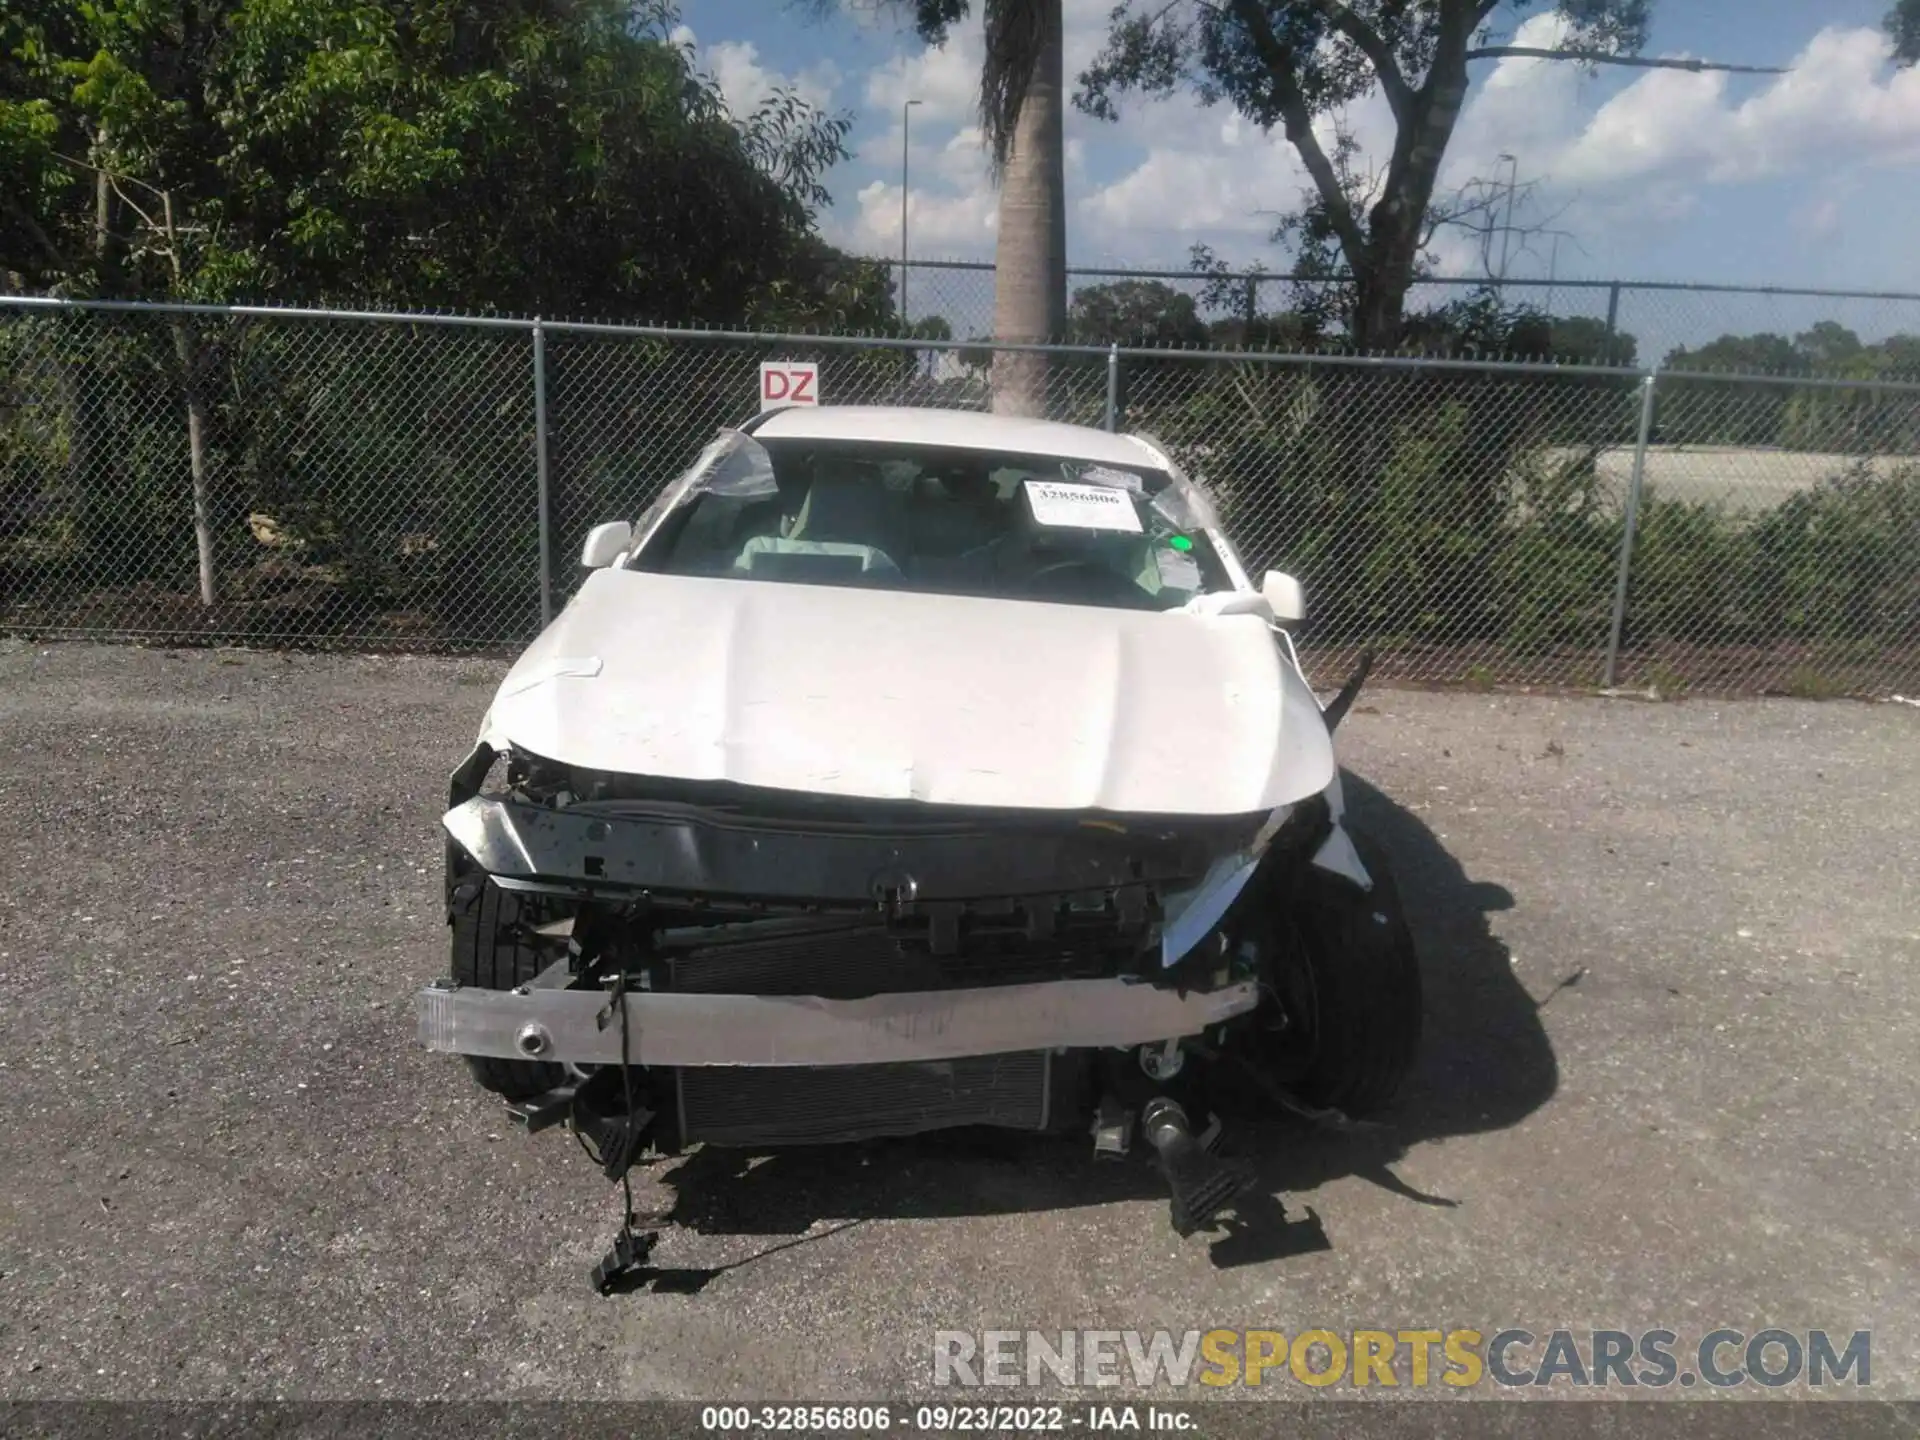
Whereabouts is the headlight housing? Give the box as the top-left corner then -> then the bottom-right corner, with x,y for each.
1158,802 -> 1292,968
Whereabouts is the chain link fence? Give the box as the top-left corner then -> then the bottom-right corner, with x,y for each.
888,259 -> 1920,377
4,295 -> 1917,696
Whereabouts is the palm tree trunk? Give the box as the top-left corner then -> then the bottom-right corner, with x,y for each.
989,0 -> 1066,418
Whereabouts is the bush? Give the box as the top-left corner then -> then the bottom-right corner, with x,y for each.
1627,494 -> 1751,645
1746,462 -> 1920,641
1492,448 -> 1620,652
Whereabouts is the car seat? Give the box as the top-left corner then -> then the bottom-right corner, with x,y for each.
732,466 -> 910,583
786,469 -> 909,560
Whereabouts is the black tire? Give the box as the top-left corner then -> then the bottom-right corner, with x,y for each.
1261,827 -> 1423,1117
449,872 -> 566,1100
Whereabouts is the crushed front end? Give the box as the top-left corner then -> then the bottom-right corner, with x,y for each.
420,743 -> 1317,1157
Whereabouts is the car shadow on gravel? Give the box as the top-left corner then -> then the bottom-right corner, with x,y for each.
642,770 -> 1557,1273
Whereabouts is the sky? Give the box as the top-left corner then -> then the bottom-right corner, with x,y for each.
671,1 -> 1920,324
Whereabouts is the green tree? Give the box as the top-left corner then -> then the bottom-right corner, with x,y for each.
1075,2 -> 1784,352
1664,332 -> 1802,375
1659,327 -> 1920,450
1792,321 -> 1864,368
1550,316 -> 1638,369
1401,290 -> 1553,357
1188,243 -> 1324,348
1891,0 -> 1920,65
1781,332 -> 1920,453
1658,332 -> 1800,447
0,1 -> 885,617
0,0 -> 869,322
1067,279 -> 1208,347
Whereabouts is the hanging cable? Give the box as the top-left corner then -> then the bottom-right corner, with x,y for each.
589,968 -> 656,1294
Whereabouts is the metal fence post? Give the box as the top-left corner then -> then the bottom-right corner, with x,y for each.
1603,370 -> 1658,688
1604,282 -> 1622,349
531,317 -> 553,627
1104,343 -> 1119,431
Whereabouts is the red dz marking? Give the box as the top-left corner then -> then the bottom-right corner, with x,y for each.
764,367 -> 816,403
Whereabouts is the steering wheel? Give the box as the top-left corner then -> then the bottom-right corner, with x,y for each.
1019,557 -> 1146,606
1026,557 -> 1110,583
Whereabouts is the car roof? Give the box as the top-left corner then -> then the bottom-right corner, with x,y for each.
749,405 -> 1168,470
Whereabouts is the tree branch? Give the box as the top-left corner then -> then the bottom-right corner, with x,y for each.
1427,171 -> 1578,275
1228,0 -> 1368,269
50,150 -> 172,200
107,176 -> 163,235
1360,0 -> 1475,275
1463,47 -> 1789,74
1308,0 -> 1413,123
0,193 -> 70,272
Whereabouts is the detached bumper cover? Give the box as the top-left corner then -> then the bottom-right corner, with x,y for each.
417,976 -> 1259,1068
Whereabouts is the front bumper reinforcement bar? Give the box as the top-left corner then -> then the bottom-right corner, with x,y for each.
418,976 -> 1260,1068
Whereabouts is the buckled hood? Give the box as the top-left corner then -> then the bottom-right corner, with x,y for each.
480,568 -> 1333,816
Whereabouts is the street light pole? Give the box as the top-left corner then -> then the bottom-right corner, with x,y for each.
901,98 -> 921,329
1495,152 -> 1519,298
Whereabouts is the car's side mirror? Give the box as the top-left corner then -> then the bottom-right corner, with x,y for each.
579,521 -> 632,570
1262,570 -> 1305,624
1184,591 -> 1272,620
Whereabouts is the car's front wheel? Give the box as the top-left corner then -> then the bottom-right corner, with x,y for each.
448,870 -> 567,1100
1245,827 -> 1423,1118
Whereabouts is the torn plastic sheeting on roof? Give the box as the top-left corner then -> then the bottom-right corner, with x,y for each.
629,429 -> 759,548
701,433 -> 778,498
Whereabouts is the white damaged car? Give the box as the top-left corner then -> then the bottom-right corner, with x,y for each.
420,405 -> 1419,1251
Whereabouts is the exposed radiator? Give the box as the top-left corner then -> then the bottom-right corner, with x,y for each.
665,916 -> 1122,999
663,916 -> 1089,1146
677,1052 -> 1053,1146
668,919 -> 935,998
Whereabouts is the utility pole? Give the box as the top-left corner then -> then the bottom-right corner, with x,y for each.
901,98 -> 922,328
1495,152 -> 1519,299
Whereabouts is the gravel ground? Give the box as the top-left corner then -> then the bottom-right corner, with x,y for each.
1,641 -> 1916,1407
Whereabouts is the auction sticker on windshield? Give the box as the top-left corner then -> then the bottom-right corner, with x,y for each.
1023,480 -> 1144,533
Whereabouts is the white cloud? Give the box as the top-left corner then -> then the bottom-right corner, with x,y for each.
1440,12 -> 1587,187
844,8 -> 992,257
1568,27 -> 1920,186
1068,19 -> 1920,274
836,177 -> 998,257
678,26 -> 841,122
772,0 -> 1920,290
841,0 -> 1119,261
1443,22 -> 1920,204
828,108 -> 996,258
1796,191 -> 1844,242
865,24 -> 981,123
1420,224 -> 1489,277
938,125 -> 991,186
1077,86 -> 1407,265
1079,139 -> 1283,239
